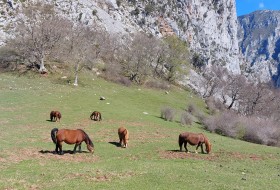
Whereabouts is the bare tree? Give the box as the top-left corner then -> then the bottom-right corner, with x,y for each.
222,74 -> 247,110
238,82 -> 272,115
201,65 -> 226,98
119,33 -> 159,84
60,25 -> 109,86
9,2 -> 72,73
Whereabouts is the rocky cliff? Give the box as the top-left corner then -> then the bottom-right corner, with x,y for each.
238,10 -> 280,85
0,0 -> 240,74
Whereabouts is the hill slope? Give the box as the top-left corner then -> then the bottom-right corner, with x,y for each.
0,73 -> 279,189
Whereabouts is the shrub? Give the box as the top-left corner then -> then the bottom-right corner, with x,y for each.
145,4 -> 155,15
92,9 -> 97,16
202,111 -> 280,146
205,97 -> 221,114
116,0 -> 122,7
145,79 -> 170,90
160,107 -> 176,122
186,103 -> 197,115
180,112 -> 192,126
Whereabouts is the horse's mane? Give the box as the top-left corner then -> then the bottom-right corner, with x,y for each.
78,129 -> 94,147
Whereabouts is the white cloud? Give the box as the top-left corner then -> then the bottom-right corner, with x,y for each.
259,2 -> 265,9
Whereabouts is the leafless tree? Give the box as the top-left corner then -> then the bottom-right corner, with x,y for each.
201,65 -> 226,98
119,33 -> 158,84
9,2 -> 72,73
238,82 -> 272,115
222,74 -> 247,110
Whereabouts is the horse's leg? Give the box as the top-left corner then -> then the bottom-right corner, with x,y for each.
73,144 -> 78,154
78,144 -> 82,152
184,142 -> 189,153
195,143 -> 201,154
179,140 -> 183,152
201,143 -> 205,154
58,142 -> 63,155
119,137 -> 122,147
55,143 -> 59,154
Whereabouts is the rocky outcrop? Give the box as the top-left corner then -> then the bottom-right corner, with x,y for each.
238,10 -> 280,85
0,0 -> 240,74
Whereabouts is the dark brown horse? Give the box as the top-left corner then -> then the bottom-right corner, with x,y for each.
90,111 -> 102,121
178,132 -> 211,154
118,127 -> 129,148
51,128 -> 94,155
50,111 -> 61,122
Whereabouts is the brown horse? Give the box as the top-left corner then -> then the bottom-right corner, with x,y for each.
51,128 -> 94,155
50,111 -> 61,122
178,132 -> 211,154
118,127 -> 129,148
90,111 -> 102,121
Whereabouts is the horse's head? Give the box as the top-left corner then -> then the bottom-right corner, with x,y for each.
205,141 -> 211,154
87,144 -> 94,154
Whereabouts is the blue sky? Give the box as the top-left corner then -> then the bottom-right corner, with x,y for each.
236,0 -> 280,16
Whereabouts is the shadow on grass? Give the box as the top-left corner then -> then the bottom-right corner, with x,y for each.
108,141 -> 121,147
39,150 -> 90,155
46,119 -> 54,122
167,149 -> 181,152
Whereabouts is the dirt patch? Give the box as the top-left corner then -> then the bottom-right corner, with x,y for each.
1,148 -> 99,166
160,149 -> 275,161
65,169 -> 138,182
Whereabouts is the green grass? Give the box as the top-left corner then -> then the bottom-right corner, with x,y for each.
0,72 -> 279,190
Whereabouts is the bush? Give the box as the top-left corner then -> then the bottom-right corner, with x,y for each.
180,112 -> 192,126
145,4 -> 155,15
160,107 -> 176,122
186,103 -> 197,115
202,111 -> 280,146
92,9 -> 97,16
205,97 -> 223,114
145,79 -> 170,90
116,0 -> 122,7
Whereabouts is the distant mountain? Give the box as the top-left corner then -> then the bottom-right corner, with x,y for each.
238,10 -> 280,85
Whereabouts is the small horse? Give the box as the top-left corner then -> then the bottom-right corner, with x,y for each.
178,132 -> 211,154
118,127 -> 129,148
90,111 -> 102,121
51,128 -> 94,155
50,111 -> 61,122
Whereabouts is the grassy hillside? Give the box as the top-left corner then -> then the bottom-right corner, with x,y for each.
0,72 -> 279,190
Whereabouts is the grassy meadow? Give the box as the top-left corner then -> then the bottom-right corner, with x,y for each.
0,72 -> 279,190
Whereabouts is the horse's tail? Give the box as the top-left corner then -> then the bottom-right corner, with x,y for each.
178,134 -> 184,151
51,128 -> 58,144
50,111 -> 54,121
124,128 -> 129,139
99,112 -> 102,121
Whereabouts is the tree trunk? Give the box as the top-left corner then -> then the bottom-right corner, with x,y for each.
73,63 -> 79,86
39,54 -> 47,73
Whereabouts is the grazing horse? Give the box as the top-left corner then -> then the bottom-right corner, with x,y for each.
118,127 -> 129,148
90,111 -> 102,121
178,132 -> 211,154
50,111 -> 61,122
51,128 -> 94,155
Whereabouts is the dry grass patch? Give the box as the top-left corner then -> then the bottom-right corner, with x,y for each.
159,149 -> 277,161
1,148 -> 99,167
66,169 -> 138,182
